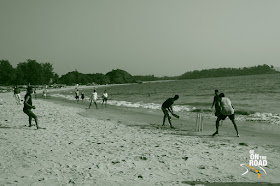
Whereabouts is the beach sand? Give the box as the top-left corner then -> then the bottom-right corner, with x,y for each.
0,92 -> 279,186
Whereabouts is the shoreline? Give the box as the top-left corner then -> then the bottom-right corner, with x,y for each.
1,92 -> 280,185
46,96 -> 280,147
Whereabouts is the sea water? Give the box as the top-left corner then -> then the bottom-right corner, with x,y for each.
51,74 -> 280,125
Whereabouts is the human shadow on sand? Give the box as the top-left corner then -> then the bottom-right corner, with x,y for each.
0,125 -> 40,130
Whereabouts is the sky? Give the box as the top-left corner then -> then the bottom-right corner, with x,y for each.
1,0 -> 280,76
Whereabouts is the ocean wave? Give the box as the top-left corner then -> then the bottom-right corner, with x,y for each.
50,94 -> 195,112
247,112 -> 280,125
50,93 -> 280,125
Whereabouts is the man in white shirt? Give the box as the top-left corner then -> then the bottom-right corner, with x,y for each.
212,93 -> 239,137
102,90 -> 108,108
89,89 -> 98,109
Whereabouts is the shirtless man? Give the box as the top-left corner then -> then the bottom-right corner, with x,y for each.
161,95 -> 179,128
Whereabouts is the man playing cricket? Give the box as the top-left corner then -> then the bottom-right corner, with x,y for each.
161,95 -> 179,128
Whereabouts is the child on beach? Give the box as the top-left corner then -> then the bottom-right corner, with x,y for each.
212,93 -> 239,137
23,86 -> 39,129
75,89 -> 80,103
81,91 -> 85,103
89,89 -> 98,109
102,90 -> 108,108
161,95 -> 179,128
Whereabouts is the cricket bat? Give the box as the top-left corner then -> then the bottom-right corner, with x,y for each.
171,113 -> 180,119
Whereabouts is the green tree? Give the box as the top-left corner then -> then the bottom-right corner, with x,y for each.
15,59 -> 57,85
0,60 -> 15,85
41,63 -> 55,84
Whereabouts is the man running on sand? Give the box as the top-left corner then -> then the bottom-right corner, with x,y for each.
162,95 -> 179,128
23,86 -> 40,129
212,93 -> 239,137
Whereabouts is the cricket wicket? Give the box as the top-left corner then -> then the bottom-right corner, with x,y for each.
195,112 -> 204,132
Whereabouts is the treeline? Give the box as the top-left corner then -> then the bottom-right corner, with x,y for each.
0,59 -> 59,85
178,64 -> 279,80
0,59 -> 278,86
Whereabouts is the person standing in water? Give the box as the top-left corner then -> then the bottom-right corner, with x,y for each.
161,95 -> 179,128
23,86 -> 39,129
89,89 -> 98,109
212,93 -> 239,137
102,90 -> 108,108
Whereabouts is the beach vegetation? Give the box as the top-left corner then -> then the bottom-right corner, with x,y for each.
0,60 -> 15,85
0,59 -> 58,86
1,59 -> 278,86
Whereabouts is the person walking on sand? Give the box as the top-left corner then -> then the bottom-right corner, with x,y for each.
75,89 -> 80,103
13,85 -> 21,104
89,89 -> 98,109
23,86 -> 39,129
161,95 -> 179,128
212,93 -> 239,137
102,90 -> 108,108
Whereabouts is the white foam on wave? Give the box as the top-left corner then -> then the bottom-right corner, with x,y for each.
247,112 -> 280,125
108,100 -> 193,112
50,94 -> 194,112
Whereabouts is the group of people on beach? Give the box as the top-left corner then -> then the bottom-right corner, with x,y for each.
18,84 -> 239,137
74,88 -> 108,109
161,90 -> 239,137
75,89 -> 85,103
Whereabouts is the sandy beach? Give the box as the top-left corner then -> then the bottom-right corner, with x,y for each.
1,91 -> 280,186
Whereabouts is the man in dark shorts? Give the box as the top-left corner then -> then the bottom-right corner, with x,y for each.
212,93 -> 239,137
23,86 -> 39,129
161,95 -> 179,128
